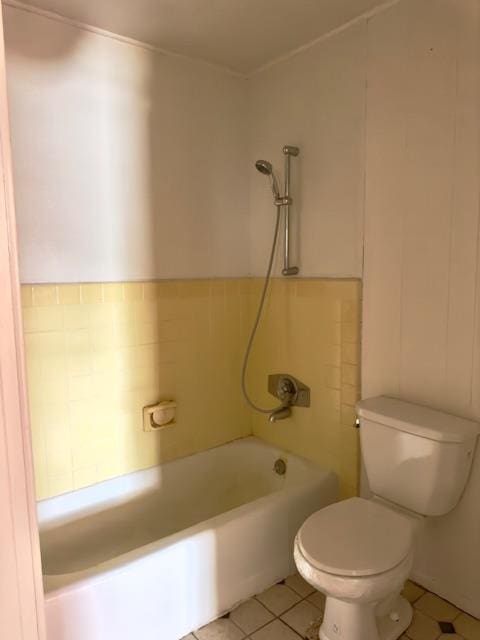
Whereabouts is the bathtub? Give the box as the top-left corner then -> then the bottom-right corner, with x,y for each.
38,436 -> 338,640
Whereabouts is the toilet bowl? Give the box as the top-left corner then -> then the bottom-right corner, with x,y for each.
294,497 -> 414,640
293,396 -> 480,640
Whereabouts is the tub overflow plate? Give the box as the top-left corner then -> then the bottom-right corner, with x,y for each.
274,458 -> 287,475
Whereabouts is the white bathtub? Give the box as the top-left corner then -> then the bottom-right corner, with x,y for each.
38,436 -> 338,640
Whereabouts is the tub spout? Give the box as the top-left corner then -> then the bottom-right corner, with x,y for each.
269,406 -> 291,423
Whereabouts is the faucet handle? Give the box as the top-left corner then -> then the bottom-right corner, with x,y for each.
268,374 -> 310,408
278,377 -> 296,403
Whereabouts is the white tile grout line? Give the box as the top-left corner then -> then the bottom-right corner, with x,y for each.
250,589 -> 318,639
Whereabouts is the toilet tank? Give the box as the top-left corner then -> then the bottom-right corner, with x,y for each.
357,397 -> 480,516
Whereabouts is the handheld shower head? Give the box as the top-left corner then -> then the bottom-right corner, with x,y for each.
255,159 -> 280,200
255,159 -> 273,175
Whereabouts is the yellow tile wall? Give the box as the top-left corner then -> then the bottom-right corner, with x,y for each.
21,280 -> 251,499
22,278 -> 361,500
247,278 -> 362,498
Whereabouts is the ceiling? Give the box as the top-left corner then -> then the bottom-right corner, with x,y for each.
16,0 -> 388,74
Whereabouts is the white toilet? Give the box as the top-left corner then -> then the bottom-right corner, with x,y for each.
294,396 -> 480,640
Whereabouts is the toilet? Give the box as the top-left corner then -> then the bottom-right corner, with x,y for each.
294,396 -> 480,640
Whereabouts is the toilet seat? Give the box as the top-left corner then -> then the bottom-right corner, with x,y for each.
296,497 -> 413,577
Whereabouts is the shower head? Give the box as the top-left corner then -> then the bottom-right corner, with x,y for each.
255,159 -> 273,175
255,159 -> 280,200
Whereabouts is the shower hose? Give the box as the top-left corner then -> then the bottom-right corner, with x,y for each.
241,206 -> 282,413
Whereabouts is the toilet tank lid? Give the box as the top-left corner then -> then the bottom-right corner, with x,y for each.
356,396 -> 480,443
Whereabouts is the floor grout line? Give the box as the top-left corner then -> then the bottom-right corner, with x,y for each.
190,576 -> 476,640
248,588 -> 322,638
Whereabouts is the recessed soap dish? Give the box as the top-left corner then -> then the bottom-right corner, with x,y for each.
143,401 -> 176,432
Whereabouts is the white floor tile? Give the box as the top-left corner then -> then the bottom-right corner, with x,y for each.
250,619 -> 301,640
255,584 -> 301,616
414,592 -> 460,622
280,600 -> 323,637
284,573 -> 316,597
230,599 -> 274,635
406,610 -> 441,640
195,578 -> 479,640
195,618 -> 245,640
454,613 -> 480,640
402,580 -> 425,604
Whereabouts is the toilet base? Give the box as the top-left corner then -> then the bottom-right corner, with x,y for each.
319,594 -> 412,640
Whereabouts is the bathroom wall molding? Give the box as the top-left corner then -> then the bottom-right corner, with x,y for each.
3,0 -> 244,78
0,4 -> 45,638
6,0 -> 403,80
248,0 -> 402,77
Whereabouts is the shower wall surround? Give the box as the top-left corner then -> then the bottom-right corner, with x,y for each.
22,278 -> 361,500
21,280 -> 251,499
249,279 -> 361,500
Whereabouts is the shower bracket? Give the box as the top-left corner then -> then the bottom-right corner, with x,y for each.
275,196 -> 292,207
281,145 -> 299,277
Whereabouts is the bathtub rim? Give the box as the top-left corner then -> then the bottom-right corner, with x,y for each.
38,436 -> 331,529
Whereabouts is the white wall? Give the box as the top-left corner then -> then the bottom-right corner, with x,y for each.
4,5 -> 249,283
5,3 -> 368,284
362,0 -> 480,618
248,23 -> 366,278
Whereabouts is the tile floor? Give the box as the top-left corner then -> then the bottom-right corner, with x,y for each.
185,574 -> 480,640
